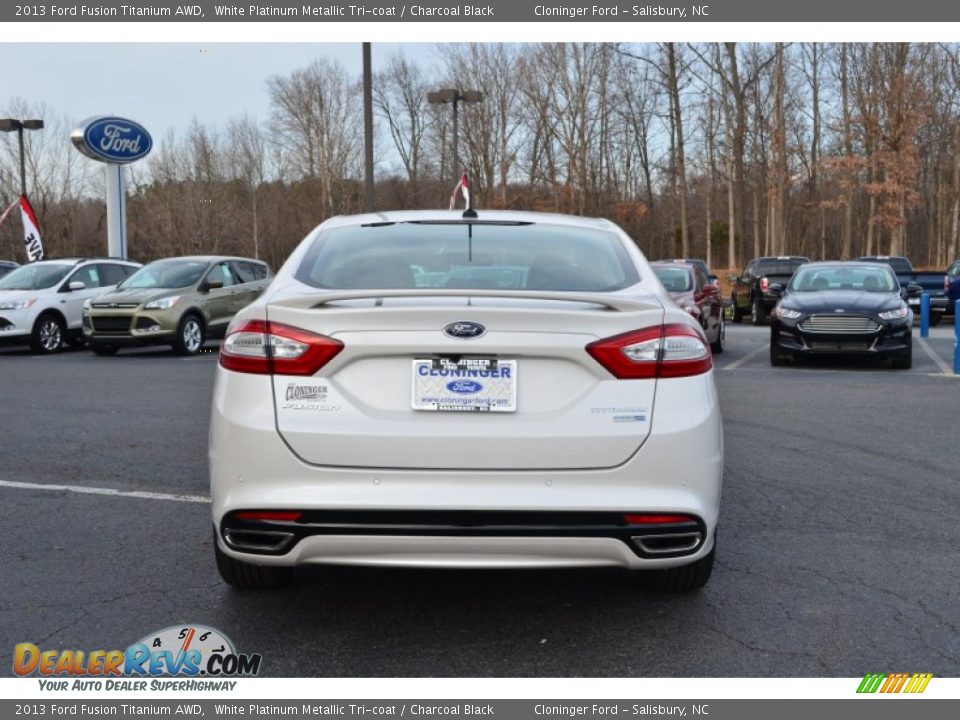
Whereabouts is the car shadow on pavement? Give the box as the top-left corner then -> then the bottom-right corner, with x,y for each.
202,562 -> 713,675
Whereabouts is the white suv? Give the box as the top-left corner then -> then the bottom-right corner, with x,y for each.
0,258 -> 141,353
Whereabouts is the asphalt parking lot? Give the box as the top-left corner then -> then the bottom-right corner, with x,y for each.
1,324 -> 958,677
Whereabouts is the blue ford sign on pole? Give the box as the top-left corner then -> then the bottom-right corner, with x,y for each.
70,116 -> 152,259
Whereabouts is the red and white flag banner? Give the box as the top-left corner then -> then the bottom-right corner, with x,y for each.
19,195 -> 44,262
449,173 -> 471,211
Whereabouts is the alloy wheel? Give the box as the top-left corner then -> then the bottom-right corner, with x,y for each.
39,320 -> 62,352
183,319 -> 202,353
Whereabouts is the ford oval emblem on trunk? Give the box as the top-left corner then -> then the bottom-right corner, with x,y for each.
444,322 -> 485,339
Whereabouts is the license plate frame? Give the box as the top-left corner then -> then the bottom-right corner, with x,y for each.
411,358 -> 517,413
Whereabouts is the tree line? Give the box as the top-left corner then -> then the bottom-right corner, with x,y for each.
2,42 -> 960,272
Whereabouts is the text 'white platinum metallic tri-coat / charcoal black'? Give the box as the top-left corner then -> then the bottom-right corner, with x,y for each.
209,210 -> 723,591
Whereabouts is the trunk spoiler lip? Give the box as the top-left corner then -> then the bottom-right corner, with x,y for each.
267,289 -> 664,313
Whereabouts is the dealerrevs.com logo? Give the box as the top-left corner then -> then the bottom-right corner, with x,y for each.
14,625 -> 261,688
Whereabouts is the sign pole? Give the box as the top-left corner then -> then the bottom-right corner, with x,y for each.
71,115 -> 151,261
105,163 -> 127,258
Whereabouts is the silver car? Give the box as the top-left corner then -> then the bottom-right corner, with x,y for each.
210,210 -> 723,591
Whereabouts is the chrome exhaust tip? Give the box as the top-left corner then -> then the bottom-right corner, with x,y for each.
223,529 -> 295,553
631,531 -> 703,556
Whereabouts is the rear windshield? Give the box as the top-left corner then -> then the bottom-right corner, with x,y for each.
859,257 -> 912,274
660,259 -> 708,276
0,263 -> 72,290
652,266 -> 693,292
946,260 -> 959,277
790,265 -> 898,293
294,222 -> 640,292
757,259 -> 807,276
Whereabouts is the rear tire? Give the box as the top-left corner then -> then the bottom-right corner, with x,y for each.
214,537 -> 291,590
711,314 -> 725,354
731,297 -> 743,323
642,547 -> 715,592
928,313 -> 942,327
173,314 -> 205,356
90,343 -> 119,357
30,313 -> 66,354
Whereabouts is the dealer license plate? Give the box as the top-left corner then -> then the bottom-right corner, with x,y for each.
411,358 -> 517,412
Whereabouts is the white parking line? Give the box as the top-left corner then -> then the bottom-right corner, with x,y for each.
916,336 -> 952,375
0,479 -> 210,504
722,345 -> 767,370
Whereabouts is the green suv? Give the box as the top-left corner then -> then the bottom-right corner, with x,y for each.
82,256 -> 272,356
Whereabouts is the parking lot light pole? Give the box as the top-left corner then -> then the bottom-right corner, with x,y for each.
0,118 -> 44,197
427,89 -> 483,177
362,42 -> 375,213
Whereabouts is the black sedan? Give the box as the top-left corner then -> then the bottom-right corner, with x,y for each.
769,262 -> 912,369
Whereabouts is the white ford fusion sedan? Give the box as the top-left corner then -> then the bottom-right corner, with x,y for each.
210,210 -> 723,591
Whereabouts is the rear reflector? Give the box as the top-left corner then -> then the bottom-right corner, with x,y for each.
233,511 -> 303,522
624,513 -> 695,525
586,324 -> 712,379
220,320 -> 343,376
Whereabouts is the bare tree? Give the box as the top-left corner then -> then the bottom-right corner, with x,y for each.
267,57 -> 363,216
374,53 -> 431,202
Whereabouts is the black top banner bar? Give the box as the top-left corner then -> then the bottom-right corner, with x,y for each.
5,0 -> 960,22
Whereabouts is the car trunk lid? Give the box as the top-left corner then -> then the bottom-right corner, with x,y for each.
266,289 -> 664,470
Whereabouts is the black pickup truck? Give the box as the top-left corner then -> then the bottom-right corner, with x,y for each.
856,256 -> 947,325
730,256 -> 809,325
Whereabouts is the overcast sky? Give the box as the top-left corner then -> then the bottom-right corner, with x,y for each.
0,43 -> 435,138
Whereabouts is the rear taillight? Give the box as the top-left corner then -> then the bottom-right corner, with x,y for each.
219,320 -> 343,376
585,323 -> 712,379
947,276 -> 951,292
624,513 -> 695,525
760,276 -> 770,292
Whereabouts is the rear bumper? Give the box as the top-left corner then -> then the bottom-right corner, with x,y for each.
218,509 -> 708,567
906,296 -> 947,313
758,293 -> 781,313
215,532 -> 716,570
209,369 -> 724,570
